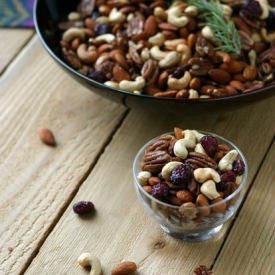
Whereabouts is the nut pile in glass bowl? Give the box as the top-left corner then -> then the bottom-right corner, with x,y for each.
133,128 -> 248,241
58,0 -> 275,99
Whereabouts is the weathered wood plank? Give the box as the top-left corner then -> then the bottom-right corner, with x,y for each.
0,36 -> 126,275
213,142 -> 275,275
0,29 -> 33,74
25,97 -> 275,274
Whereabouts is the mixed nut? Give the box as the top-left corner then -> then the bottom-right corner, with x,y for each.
58,0 -> 275,99
136,127 -> 246,224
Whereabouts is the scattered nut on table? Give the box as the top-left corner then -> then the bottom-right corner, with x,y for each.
78,253 -> 102,275
38,128 -> 56,146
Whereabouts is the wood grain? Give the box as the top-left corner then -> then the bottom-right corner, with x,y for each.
0,36 -> 126,275
25,97 -> 275,274
0,29 -> 33,74
213,142 -> 275,275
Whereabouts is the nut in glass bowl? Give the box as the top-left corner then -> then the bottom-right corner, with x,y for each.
133,128 -> 248,241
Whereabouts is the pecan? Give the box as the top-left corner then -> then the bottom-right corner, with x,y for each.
195,36 -> 215,57
243,80 -> 264,93
239,30 -> 254,51
185,152 -> 217,170
97,60 -> 115,78
258,47 -> 275,64
128,47 -> 143,65
62,48 -> 82,69
146,134 -> 174,152
142,150 -> 172,173
127,14 -> 144,37
189,58 -> 213,77
141,60 -> 159,84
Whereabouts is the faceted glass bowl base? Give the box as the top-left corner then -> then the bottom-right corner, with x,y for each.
160,224 -> 223,242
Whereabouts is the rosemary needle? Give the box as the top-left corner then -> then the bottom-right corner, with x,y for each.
187,0 -> 241,55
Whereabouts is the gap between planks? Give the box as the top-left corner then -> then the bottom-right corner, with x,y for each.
19,109 -> 130,275
0,29 -> 34,75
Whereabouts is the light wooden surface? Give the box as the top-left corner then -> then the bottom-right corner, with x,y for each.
213,142 -> 275,275
0,30 -> 275,275
25,100 -> 275,274
0,29 -> 33,74
0,36 -> 126,275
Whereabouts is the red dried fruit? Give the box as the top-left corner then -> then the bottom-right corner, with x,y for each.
233,159 -> 245,175
73,201 -> 95,215
170,164 -> 193,185
193,265 -> 213,275
200,135 -> 218,157
151,182 -> 169,198
220,170 -> 236,183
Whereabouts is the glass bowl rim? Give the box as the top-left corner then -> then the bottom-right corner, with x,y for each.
133,130 -> 248,210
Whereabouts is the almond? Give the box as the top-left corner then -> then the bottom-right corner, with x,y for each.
113,65 -> 130,82
113,52 -> 128,70
209,69 -> 231,85
220,60 -> 246,74
38,128 -> 56,146
144,15 -> 158,36
111,261 -> 137,275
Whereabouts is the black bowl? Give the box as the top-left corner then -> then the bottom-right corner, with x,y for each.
34,0 -> 275,113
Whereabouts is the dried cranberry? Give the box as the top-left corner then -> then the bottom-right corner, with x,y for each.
151,182 -> 169,199
241,0 -> 262,21
200,135 -> 218,157
170,164 -> 193,185
73,201 -> 95,215
172,66 -> 187,78
220,170 -> 236,183
94,23 -> 111,35
88,70 -> 106,83
232,159 -> 245,175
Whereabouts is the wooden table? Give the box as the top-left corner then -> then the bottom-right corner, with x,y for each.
0,29 -> 274,275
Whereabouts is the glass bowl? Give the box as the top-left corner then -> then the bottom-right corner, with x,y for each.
133,131 -> 248,242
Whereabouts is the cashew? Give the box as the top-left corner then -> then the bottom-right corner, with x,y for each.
194,143 -> 206,155
184,5 -> 198,16
258,0 -> 269,19
261,28 -> 275,43
96,16 -> 110,23
119,76 -> 145,92
248,50 -> 257,67
94,54 -> 109,70
168,71 -> 191,90
236,175 -> 243,186
221,4 -> 232,19
161,161 -> 182,180
141,48 -> 150,61
62,27 -> 85,42
94,34 -> 115,43
127,13 -> 134,22
150,45 -> 167,60
137,171 -> 151,186
164,39 -> 186,51
78,253 -> 102,275
154,7 -> 167,20
104,81 -> 119,88
218,150 -> 238,171
176,44 -> 191,66
68,12 -> 80,21
200,180 -> 220,200
251,32 -> 262,43
200,95 -> 210,98
194,168 -> 221,183
133,90 -> 142,95
192,130 -> 205,142
159,52 -> 181,68
77,44 -> 97,63
148,33 -> 165,46
109,8 -> 126,23
167,7 -> 189,27
201,26 -> 215,40
188,89 -> 199,99
173,130 -> 196,159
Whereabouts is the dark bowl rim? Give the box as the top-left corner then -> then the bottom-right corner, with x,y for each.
33,0 -> 275,104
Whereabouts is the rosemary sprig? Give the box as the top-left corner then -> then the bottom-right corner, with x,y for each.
187,0 -> 241,55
